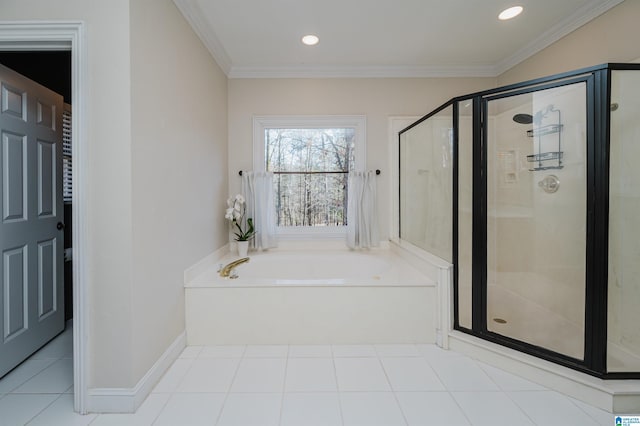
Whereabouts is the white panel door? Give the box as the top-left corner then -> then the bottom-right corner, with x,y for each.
0,63 -> 64,378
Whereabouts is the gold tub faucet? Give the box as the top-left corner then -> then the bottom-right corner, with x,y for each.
219,257 -> 250,278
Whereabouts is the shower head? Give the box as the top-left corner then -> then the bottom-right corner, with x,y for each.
513,113 -> 533,124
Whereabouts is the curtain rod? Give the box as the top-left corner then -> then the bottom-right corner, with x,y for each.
239,169 -> 381,176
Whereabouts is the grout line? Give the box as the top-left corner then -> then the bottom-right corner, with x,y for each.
377,352 -> 410,426
149,389 -> 174,424
23,390 -> 65,425
330,350 -> 346,426
447,390 -> 475,426
565,395 -> 610,425
213,350 -> 245,426
501,389 -> 539,425
277,352 -> 290,426
2,358 -> 59,394
426,353 -> 475,425
238,344 -> 248,359
150,352 -> 200,424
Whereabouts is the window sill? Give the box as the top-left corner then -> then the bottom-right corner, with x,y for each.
276,226 -> 346,240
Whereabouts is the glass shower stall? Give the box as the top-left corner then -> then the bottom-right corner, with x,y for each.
399,63 -> 640,378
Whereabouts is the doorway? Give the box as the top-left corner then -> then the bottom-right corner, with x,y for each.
0,22 -> 88,413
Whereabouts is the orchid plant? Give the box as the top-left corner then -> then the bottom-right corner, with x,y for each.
225,194 -> 255,241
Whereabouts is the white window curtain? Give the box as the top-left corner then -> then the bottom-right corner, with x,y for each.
346,171 -> 379,249
241,171 -> 278,250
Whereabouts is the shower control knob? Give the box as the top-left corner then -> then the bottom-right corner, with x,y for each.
538,175 -> 560,193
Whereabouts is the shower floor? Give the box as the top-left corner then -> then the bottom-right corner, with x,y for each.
487,279 -> 584,360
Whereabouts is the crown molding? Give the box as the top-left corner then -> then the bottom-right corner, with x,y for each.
228,64 -> 499,79
173,0 -> 232,75
175,0 -> 624,79
494,0 -> 624,75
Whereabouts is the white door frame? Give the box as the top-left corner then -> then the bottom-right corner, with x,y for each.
0,21 -> 89,414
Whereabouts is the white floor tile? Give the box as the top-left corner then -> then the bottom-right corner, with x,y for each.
27,394 -> 96,426
217,393 -> 282,426
569,397 -> 617,426
0,359 -> 57,394
244,345 -> 288,358
428,357 -> 499,391
281,393 -> 342,426
90,393 -> 171,426
452,391 -> 534,426
478,362 -> 547,391
0,393 -> 59,426
153,393 -> 225,426
375,344 -> 420,357
176,358 -> 240,393
416,344 -> 465,362
396,392 -> 471,426
340,392 -> 406,426
288,345 -> 332,358
30,329 -> 73,359
199,345 -> 245,358
13,358 -> 74,394
230,358 -> 286,392
380,357 -> 445,391
0,320 -> 623,426
178,346 -> 202,359
285,358 -> 337,392
334,358 -> 390,391
331,345 -> 377,357
508,391 -> 600,426
151,358 -> 194,393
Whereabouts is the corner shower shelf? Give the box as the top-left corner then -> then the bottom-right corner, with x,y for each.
527,151 -> 564,171
527,151 -> 563,162
527,124 -> 563,138
527,118 -> 564,171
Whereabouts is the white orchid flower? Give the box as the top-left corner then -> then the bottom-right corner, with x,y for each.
224,193 -> 255,242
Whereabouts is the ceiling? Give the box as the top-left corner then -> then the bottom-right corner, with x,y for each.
173,0 -> 623,78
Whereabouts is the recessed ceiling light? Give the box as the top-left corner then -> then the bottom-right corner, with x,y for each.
301,34 -> 319,46
498,6 -> 523,20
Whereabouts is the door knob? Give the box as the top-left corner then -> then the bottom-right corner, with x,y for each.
57,222 -> 65,230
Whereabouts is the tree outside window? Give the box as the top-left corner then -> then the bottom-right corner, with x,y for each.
253,115 -> 366,237
266,128 -> 356,227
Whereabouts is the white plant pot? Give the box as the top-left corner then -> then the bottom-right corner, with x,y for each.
237,240 -> 249,257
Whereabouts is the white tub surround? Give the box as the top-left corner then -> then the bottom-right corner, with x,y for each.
184,241 -> 438,345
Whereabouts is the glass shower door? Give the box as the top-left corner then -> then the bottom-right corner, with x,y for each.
485,83 -> 587,360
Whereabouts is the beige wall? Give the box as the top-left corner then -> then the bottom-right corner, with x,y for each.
129,0 -> 228,385
228,77 -> 495,240
1,0 -> 229,389
498,0 -> 640,85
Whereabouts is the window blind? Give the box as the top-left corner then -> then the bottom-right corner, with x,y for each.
62,104 -> 72,203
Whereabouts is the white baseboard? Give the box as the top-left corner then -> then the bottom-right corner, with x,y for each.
86,331 -> 186,413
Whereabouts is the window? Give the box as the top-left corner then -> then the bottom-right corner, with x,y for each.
253,116 -> 366,236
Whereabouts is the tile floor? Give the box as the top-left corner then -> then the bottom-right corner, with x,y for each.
0,325 -> 619,425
